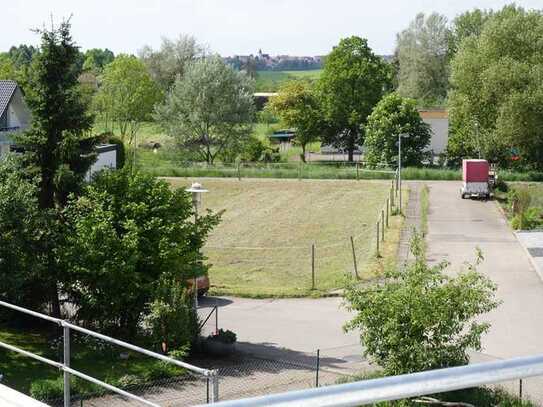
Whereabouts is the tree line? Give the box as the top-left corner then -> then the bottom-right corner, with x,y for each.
0,21 -> 220,355
2,4 -> 543,173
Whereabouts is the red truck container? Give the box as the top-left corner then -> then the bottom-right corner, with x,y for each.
463,159 -> 489,182
461,159 -> 490,199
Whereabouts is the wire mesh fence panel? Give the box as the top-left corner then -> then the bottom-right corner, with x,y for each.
216,358 -> 317,401
47,330 -> 211,407
45,374 -> 210,407
315,344 -> 374,387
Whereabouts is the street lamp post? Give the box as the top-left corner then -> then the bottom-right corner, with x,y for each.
185,182 -> 208,308
398,133 -> 408,213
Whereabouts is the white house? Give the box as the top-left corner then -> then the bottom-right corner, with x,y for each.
0,79 -> 117,175
0,80 -> 31,155
419,109 -> 449,156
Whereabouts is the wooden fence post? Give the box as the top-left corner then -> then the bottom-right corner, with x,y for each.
390,186 -> 394,209
311,244 -> 316,289
386,199 -> 389,228
381,210 -> 385,241
376,222 -> 380,257
350,236 -> 359,279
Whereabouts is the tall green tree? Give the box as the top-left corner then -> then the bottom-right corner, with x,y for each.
61,169 -> 220,338
0,157 -> 50,313
8,44 -> 37,69
14,20 -> 96,317
448,5 -> 543,168
318,36 -> 390,162
395,13 -> 450,105
344,233 -> 499,376
139,34 -> 204,93
82,48 -> 115,72
0,54 -> 17,80
268,81 -> 322,161
155,56 -> 255,164
94,55 -> 161,144
364,93 -> 431,167
449,8 -> 493,57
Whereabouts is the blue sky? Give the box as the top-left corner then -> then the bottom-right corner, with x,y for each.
3,0 -> 542,56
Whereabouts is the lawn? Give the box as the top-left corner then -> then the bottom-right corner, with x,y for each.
168,178 -> 405,297
255,69 -> 322,91
0,325 -> 183,398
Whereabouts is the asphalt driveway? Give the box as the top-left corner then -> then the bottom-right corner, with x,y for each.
200,181 -> 543,362
426,181 -> 543,359
198,296 -> 359,355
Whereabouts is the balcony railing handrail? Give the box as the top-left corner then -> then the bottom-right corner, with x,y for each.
201,353 -> 543,407
0,335 -> 161,407
0,299 -> 219,406
0,300 -> 209,375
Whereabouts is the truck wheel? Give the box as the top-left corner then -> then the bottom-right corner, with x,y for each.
461,193 -> 467,199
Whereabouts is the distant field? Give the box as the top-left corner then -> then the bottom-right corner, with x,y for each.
255,69 -> 322,92
167,178 -> 404,297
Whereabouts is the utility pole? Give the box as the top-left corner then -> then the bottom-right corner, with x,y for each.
475,121 -> 481,159
398,133 -> 402,213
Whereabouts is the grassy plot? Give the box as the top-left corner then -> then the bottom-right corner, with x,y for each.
168,178 -> 405,297
255,69 -> 322,91
0,326 -> 183,398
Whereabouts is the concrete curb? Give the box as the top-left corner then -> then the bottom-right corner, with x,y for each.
514,231 -> 543,283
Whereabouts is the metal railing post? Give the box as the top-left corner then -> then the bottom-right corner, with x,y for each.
215,306 -> 219,335
315,349 -> 320,387
207,377 -> 210,404
63,324 -> 70,407
211,370 -> 219,403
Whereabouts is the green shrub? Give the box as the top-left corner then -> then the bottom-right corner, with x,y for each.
507,186 -> 542,230
344,232 -> 499,376
495,178 -> 509,192
143,360 -> 184,381
208,329 -> 237,344
30,377 -> 64,401
144,279 -> 199,353
117,374 -> 144,388
511,207 -> 543,230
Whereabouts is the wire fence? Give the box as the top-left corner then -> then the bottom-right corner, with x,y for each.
50,344 -> 543,406
202,175 -> 402,295
145,159 -> 398,181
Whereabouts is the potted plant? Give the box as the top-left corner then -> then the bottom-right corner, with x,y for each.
204,329 -> 237,356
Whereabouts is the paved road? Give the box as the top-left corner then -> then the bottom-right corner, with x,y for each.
426,181 -> 543,359
199,182 -> 543,362
199,296 -> 359,355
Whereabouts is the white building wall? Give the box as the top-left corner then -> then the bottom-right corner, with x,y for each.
7,88 -> 31,130
86,148 -> 117,181
423,117 -> 449,155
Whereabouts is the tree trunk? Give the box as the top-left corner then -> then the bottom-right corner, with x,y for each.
348,148 -> 354,162
301,144 -> 307,163
40,154 -> 62,319
50,286 -> 61,319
